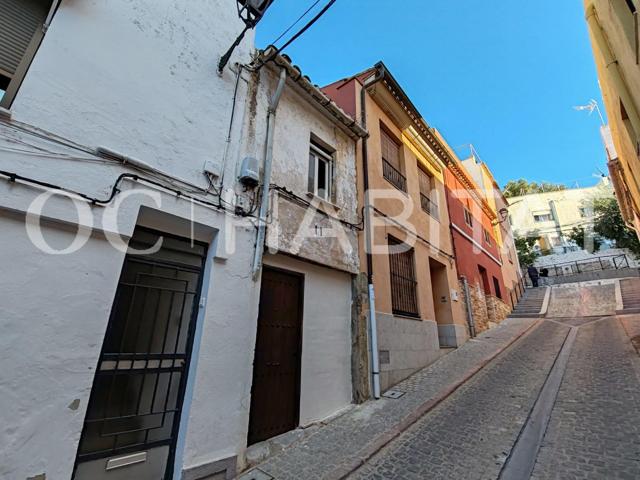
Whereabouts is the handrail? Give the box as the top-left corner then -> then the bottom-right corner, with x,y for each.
382,158 -> 407,192
420,192 -> 439,219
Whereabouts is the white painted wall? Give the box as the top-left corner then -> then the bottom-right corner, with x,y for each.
248,65 -> 360,273
0,0 -> 266,478
12,0 -> 253,187
263,254 -> 353,426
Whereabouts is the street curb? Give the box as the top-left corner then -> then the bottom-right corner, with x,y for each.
333,318 -> 544,480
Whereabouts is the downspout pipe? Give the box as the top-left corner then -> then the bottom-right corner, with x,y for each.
361,64 -> 385,399
252,67 -> 287,280
461,276 -> 476,338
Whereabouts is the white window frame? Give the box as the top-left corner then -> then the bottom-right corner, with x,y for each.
309,143 -> 333,202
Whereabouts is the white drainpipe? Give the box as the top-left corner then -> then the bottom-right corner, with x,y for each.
252,67 -> 287,280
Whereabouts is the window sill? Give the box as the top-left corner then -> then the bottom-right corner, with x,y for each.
392,312 -> 422,321
305,192 -> 341,212
0,107 -> 12,120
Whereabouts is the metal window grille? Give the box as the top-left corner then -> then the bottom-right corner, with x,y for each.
420,193 -> 439,220
75,229 -> 206,470
418,169 -> 438,219
382,158 -> 407,192
388,236 -> 419,317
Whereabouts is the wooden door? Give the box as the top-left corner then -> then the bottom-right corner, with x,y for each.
248,267 -> 304,445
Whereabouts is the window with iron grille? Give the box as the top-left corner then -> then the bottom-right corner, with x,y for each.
388,236 -> 419,317
381,128 -> 406,192
418,168 -> 439,219
0,0 -> 52,108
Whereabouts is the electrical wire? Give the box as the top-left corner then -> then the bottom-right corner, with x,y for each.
270,0 -> 323,46
271,183 -> 362,230
256,0 -> 339,69
0,169 -> 258,219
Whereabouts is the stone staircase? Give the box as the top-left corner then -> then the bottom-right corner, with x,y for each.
509,287 -> 548,318
619,278 -> 640,314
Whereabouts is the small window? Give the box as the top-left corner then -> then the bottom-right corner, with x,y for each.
308,141 -> 334,201
381,127 -> 406,191
464,208 -> 474,227
418,168 -> 438,219
533,213 -> 553,222
388,236 -> 419,318
483,228 -> 492,245
0,0 -> 52,108
492,277 -> 502,300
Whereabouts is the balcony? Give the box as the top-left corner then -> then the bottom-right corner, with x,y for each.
420,193 -> 439,220
382,158 -> 407,192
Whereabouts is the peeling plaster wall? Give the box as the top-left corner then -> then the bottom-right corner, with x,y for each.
0,1 -> 263,478
249,67 -> 360,274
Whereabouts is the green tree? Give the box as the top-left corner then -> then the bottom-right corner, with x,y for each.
592,197 -> 640,255
515,236 -> 539,267
568,226 -> 602,252
503,179 -> 567,198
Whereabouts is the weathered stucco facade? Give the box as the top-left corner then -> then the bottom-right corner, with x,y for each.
583,0 -> 640,237
0,1 -> 362,479
324,64 -> 469,391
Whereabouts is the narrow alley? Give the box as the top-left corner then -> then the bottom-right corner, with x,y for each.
242,281 -> 640,480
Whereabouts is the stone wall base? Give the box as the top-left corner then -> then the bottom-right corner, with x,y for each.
459,279 -> 512,334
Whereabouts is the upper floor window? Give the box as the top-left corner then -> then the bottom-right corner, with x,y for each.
533,212 -> 553,222
380,127 -> 406,192
308,140 -> 334,202
0,0 -> 52,108
418,167 -> 438,219
463,208 -> 473,227
483,228 -> 492,245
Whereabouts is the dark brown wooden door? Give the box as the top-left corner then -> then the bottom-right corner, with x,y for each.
248,267 -> 304,445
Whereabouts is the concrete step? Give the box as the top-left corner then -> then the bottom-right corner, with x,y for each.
509,312 -> 544,318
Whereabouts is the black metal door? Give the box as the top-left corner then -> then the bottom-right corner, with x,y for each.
248,267 -> 304,445
74,228 -> 206,480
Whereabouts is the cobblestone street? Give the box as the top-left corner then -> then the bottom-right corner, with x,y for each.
243,282 -> 640,480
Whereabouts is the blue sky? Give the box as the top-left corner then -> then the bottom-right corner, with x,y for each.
255,0 -> 607,188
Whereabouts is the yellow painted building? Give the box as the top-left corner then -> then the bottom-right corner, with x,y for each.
583,0 -> 640,237
507,178 -> 614,253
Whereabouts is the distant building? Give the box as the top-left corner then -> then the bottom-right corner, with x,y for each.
439,137 -> 512,333
507,178 -> 614,253
461,152 -> 522,298
583,0 -> 640,238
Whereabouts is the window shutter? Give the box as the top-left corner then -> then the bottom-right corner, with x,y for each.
0,0 -> 49,79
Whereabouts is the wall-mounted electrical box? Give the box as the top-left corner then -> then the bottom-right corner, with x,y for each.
239,157 -> 259,187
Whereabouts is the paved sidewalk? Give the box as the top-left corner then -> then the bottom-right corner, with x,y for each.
239,317 -> 540,480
